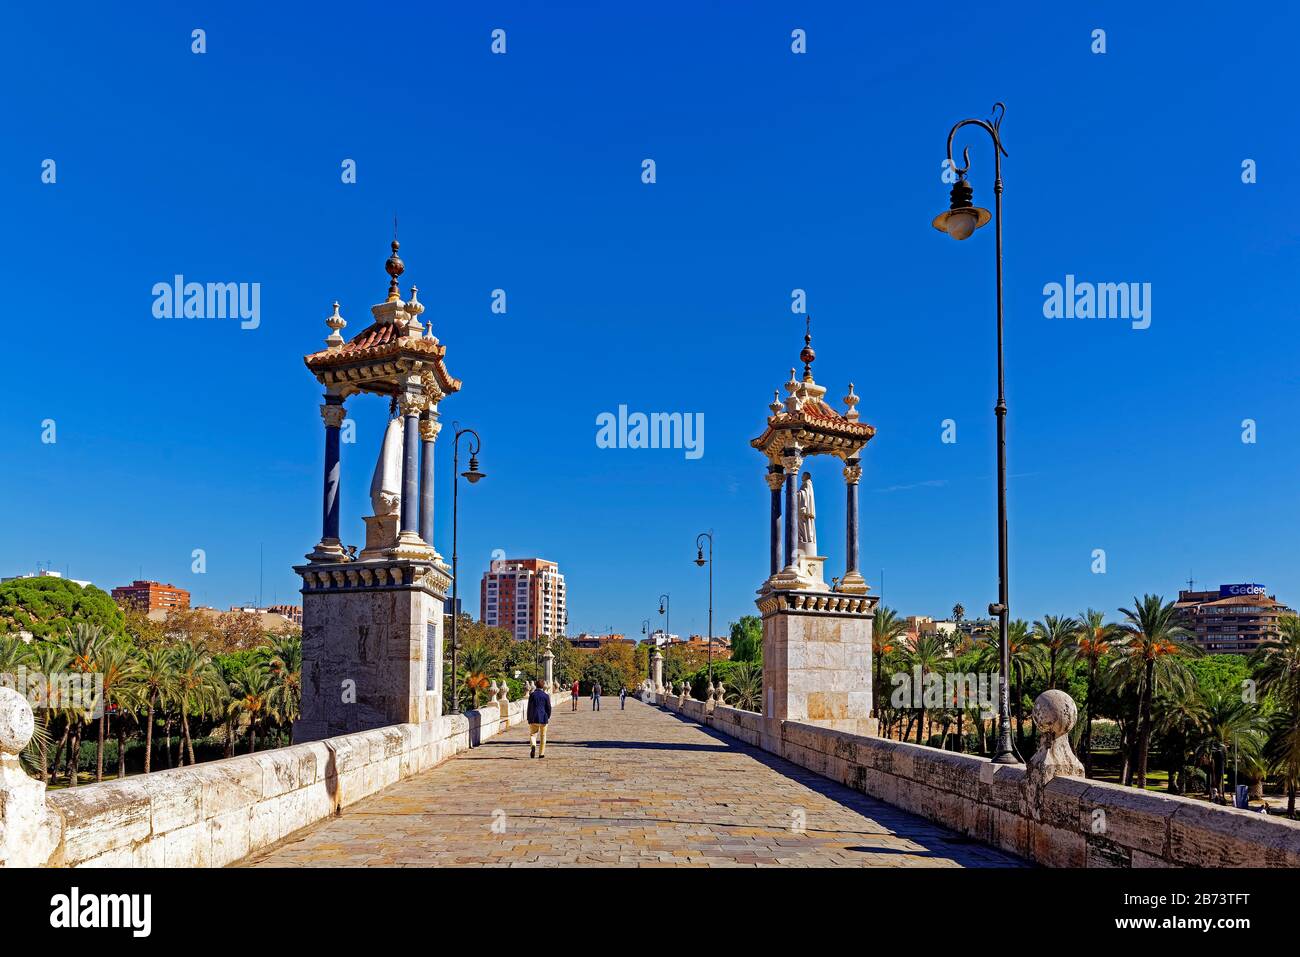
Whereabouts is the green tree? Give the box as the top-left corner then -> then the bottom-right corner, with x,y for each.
974,620 -> 1044,751
1071,609 -> 1122,777
0,577 -> 124,639
171,640 -> 225,766
135,645 -> 175,773
1031,614 -> 1078,690
1118,594 -> 1200,789
1190,687 -> 1266,801
872,605 -> 907,724
724,661 -> 763,711
729,616 -> 762,663
1252,615 -> 1300,815
903,632 -> 948,745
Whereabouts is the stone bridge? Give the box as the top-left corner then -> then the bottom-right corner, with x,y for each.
3,683 -> 1299,868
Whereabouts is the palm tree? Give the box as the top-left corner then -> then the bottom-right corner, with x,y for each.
1265,709 -> 1300,817
872,605 -> 907,722
1031,614 -> 1078,690
262,633 -> 302,744
1190,687 -> 1266,801
95,640 -> 136,782
171,640 -> 223,766
974,620 -> 1043,752
0,634 -> 30,675
229,664 -> 276,753
1071,609 -> 1122,776
724,661 -> 762,711
903,632 -> 947,746
1152,680 -> 1207,794
27,641 -> 68,782
135,645 -> 175,773
459,644 -> 500,710
1252,615 -> 1300,815
63,623 -> 106,786
1118,594 -> 1200,789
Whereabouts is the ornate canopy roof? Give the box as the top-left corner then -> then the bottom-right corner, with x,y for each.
750,323 -> 875,463
304,241 -> 462,403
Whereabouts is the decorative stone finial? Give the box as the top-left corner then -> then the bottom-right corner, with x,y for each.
1028,689 -> 1083,781
385,240 -> 405,301
405,284 -> 425,336
325,300 -> 347,348
0,687 -> 34,755
769,390 -> 782,416
0,687 -> 61,868
844,383 -> 860,421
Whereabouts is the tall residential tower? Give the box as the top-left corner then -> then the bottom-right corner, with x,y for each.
480,558 -> 567,641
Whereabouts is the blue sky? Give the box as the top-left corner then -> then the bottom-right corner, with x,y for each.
3,2 -> 1299,637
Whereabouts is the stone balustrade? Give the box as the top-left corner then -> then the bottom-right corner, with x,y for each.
0,686 -> 570,868
655,687 -> 1300,868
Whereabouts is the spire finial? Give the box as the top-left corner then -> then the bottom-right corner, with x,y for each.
385,237 -> 405,301
800,316 -> 816,380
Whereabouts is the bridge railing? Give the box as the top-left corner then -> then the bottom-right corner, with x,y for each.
650,683 -> 1300,868
0,685 -> 571,868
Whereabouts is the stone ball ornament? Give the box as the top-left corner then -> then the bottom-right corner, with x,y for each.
0,686 -> 36,755
1031,688 -> 1078,737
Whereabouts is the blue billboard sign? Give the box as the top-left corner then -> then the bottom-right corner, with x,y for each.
1219,583 -> 1266,598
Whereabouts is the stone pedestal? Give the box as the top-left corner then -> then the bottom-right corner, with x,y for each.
293,557 -> 450,742
0,688 -> 61,867
756,584 -> 876,752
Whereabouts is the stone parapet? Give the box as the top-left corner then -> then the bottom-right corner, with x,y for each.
1,690 -> 569,869
651,695 -> 1300,868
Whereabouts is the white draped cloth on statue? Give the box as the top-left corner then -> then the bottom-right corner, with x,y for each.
370,417 -> 404,516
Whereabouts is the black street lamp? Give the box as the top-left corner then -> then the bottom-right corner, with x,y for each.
933,102 -> 1020,765
657,593 -> 670,645
449,423 -> 485,715
641,619 -> 651,677
694,531 -> 714,686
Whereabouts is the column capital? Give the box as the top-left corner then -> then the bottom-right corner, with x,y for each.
843,458 -> 862,485
320,403 -> 346,429
764,469 -> 785,492
398,393 -> 429,417
780,447 -> 803,475
419,413 -> 442,442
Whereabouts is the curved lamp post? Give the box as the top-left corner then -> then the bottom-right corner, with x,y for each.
933,102 -> 1019,764
449,424 -> 485,715
658,593 -> 670,643
694,531 -> 714,686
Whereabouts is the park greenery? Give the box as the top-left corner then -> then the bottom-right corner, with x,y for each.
0,578 -> 302,787
9,578 -> 1296,817
865,595 -> 1300,816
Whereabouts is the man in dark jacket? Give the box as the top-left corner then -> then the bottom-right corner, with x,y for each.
591,680 -> 602,711
526,679 -> 552,759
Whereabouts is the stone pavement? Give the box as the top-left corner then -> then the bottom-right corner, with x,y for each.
238,696 -> 1021,867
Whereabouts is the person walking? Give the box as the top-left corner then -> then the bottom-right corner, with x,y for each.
526,678 -> 552,759
591,680 -> 602,711
619,685 -> 628,710
571,678 -> 580,711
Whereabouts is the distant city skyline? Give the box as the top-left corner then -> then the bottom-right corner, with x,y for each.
4,6 -> 1299,640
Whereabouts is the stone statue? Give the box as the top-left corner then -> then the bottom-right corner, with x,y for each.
797,472 -> 817,556
369,417 -> 404,515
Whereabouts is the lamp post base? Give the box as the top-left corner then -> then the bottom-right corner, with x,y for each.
991,731 -> 1023,765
